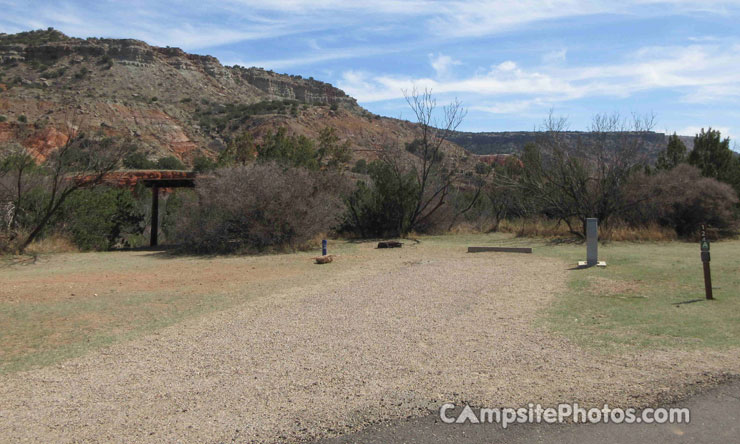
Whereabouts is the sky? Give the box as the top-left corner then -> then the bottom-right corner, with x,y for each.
2,0 -> 740,143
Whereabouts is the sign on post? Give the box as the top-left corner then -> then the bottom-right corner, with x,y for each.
700,224 -> 713,300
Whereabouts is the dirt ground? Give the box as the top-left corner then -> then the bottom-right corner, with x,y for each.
1,242 -> 738,443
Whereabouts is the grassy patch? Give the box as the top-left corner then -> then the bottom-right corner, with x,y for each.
0,242 -> 363,374
0,288 -> 234,373
420,233 -> 740,352
540,240 -> 740,352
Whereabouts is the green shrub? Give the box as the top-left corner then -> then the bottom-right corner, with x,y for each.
156,156 -> 186,170
42,66 -> 66,78
257,127 -> 320,170
317,126 -> 351,167
29,60 -> 49,72
17,115 -> 27,123
123,152 -> 156,169
0,115 -> 7,123
161,189 -> 195,241
343,161 -> 420,237
99,55 -> 113,69
351,159 -> 368,174
405,138 -> 422,154
192,155 -> 216,172
194,100 -> 301,132
475,162 -> 492,175
74,67 -> 89,80
59,187 -> 145,250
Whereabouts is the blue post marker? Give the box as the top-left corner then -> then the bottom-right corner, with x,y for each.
322,239 -> 327,256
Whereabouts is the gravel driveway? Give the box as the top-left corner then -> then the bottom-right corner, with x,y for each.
1,245 -> 737,443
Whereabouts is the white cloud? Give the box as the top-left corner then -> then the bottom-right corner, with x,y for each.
429,53 -> 461,78
675,126 -> 733,140
3,0 -> 738,51
471,99 -> 548,114
339,42 -> 740,122
424,1 -> 740,38
496,61 -> 517,72
338,65 -> 576,103
233,45 -> 403,69
0,6 -> 299,50
542,48 -> 567,64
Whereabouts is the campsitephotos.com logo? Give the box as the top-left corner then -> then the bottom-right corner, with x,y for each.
439,403 -> 690,428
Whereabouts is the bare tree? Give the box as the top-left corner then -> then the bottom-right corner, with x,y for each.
19,133 -> 130,251
0,142 -> 38,231
370,87 -> 468,235
0,117 -> 132,252
514,111 -> 655,236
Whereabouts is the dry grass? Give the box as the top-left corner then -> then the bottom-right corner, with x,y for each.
462,218 -> 680,242
446,222 -> 480,234
499,218 -> 572,238
600,223 -> 677,242
23,235 -> 79,255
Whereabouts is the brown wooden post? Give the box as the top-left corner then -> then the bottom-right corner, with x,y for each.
700,224 -> 713,300
150,185 -> 159,247
703,261 -> 713,300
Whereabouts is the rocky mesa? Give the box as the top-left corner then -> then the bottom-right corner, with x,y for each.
1,29 -> 446,166
1,29 -> 686,168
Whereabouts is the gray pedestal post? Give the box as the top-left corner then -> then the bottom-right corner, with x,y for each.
586,218 -> 598,266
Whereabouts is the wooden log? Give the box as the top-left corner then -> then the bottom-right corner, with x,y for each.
377,241 -> 403,249
314,255 -> 334,264
467,246 -> 532,254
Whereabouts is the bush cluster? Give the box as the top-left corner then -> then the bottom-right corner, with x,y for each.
0,28 -> 69,45
625,165 -> 738,237
58,187 -> 145,250
343,161 -> 419,237
196,100 -> 301,133
172,163 -> 349,253
217,127 -> 350,172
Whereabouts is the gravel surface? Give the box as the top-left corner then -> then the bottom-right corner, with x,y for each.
1,245 -> 738,443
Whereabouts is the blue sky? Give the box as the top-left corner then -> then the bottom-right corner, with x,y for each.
2,1 -> 740,143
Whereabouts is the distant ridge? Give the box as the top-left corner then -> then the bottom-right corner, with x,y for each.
449,131 -> 695,159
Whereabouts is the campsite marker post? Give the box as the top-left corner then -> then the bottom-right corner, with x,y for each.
578,218 -> 606,267
586,218 -> 598,266
322,239 -> 327,256
700,225 -> 713,300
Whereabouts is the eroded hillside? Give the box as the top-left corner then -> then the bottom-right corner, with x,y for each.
0,29 -> 473,167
